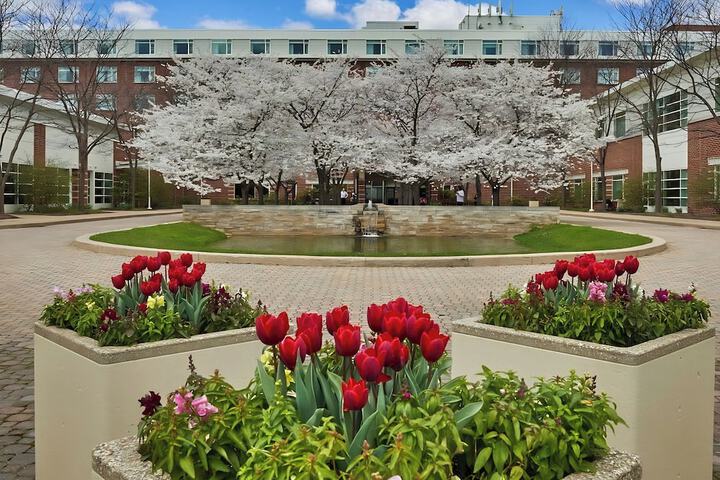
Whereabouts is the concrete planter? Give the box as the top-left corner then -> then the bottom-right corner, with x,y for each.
90,436 -> 642,480
451,318 -> 715,480
34,323 -> 263,480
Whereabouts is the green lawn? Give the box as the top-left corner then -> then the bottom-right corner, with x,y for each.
514,223 -> 651,252
90,222 -> 651,257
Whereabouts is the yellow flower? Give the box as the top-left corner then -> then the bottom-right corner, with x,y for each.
285,369 -> 294,385
85,301 -> 95,310
147,295 -> 165,310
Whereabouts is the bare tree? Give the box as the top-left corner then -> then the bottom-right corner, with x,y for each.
0,0 -> 47,214
592,87 -> 625,211
23,0 -> 129,208
536,13 -> 596,91
613,0 -> 687,211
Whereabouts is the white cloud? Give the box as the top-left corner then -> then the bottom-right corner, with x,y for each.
348,0 -> 401,28
196,18 -> 254,29
281,19 -> 314,29
305,0 -> 338,18
111,1 -> 160,29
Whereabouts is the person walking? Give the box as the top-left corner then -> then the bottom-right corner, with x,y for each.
456,186 -> 465,206
340,188 -> 348,205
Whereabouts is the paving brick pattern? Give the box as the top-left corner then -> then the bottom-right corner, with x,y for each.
1,213 -> 719,478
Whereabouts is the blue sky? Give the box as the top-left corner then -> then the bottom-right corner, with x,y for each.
106,0 -> 623,30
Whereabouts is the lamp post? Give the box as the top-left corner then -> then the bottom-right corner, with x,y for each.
146,160 -> 152,210
589,160 -> 595,212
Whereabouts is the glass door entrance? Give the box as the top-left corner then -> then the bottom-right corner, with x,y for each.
365,176 -> 397,204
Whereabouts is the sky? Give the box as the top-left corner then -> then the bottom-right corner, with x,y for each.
104,0 -> 625,31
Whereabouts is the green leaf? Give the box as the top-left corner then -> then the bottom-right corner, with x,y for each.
306,408 -> 325,427
256,359 -> 275,404
510,466 -> 524,480
179,456 -> 196,479
454,401 -> 483,430
348,410 -> 379,459
404,368 -> 420,397
473,447 -> 492,473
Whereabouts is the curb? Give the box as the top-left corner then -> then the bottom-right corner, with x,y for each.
72,229 -> 667,268
0,210 -> 182,230
561,210 -> 720,230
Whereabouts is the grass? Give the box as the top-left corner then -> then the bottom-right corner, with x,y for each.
90,222 -> 652,257
514,224 -> 651,252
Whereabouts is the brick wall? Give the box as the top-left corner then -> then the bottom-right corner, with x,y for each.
33,123 -> 45,167
688,118 -> 720,213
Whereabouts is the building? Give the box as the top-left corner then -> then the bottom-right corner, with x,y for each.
0,7 -> 708,207
572,49 -> 720,215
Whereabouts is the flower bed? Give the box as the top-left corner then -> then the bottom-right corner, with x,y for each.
35,252 -> 266,480
41,252 -> 263,345
451,254 -> 714,479
133,298 -> 624,479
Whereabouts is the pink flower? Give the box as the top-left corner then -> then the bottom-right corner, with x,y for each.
191,395 -> 218,418
173,391 -> 193,415
588,281 -> 607,303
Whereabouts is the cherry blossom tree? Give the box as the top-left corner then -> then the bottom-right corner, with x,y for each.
444,62 -> 598,206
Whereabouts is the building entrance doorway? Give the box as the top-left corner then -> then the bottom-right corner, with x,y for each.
365,174 -> 397,204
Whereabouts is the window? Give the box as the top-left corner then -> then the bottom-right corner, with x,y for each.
327,40 -> 347,55
20,41 -> 35,56
593,177 -> 604,202
134,39 -> 155,55
482,40 -> 502,56
560,67 -> 581,85
289,39 -> 309,55
134,93 -> 156,111
97,40 -> 116,55
559,40 -> 579,56
96,66 -> 117,83
613,111 -> 626,138
250,39 -> 270,55
597,67 -> 619,85
366,66 -> 381,77
405,40 -> 425,54
212,40 -> 232,55
520,40 -> 540,56
20,66 -> 40,83
58,66 -> 78,83
366,40 -> 386,55
612,175 -> 625,201
2,162 -> 32,205
93,172 -> 113,204
637,42 -> 652,57
134,66 -> 155,83
173,39 -> 193,55
598,41 -> 618,57
59,40 -> 77,55
443,40 -> 463,56
675,42 -> 694,56
647,91 -> 688,133
59,93 -> 77,108
636,68 -> 645,78
644,169 -> 688,209
95,93 -> 116,111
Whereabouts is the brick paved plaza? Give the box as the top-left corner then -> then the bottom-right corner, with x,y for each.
1,213 -> 719,479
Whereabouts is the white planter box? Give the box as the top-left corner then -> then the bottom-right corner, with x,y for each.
89,437 -> 642,480
34,323 -> 263,480
451,318 -> 715,480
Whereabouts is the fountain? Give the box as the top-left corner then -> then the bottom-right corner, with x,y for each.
354,200 -> 385,237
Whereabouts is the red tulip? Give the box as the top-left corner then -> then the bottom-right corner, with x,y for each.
168,278 -> 179,293
146,256 -> 162,272
367,304 -> 384,333
158,251 -> 172,265
542,273 -> 559,290
255,312 -> 290,346
121,263 -> 135,281
554,260 -> 568,279
578,267 -> 592,282
624,255 -> 639,275
420,324 -> 449,363
130,255 -> 148,274
375,333 -> 409,371
111,274 -> 125,290
383,312 -> 407,340
389,297 -> 409,314
278,335 -> 307,370
342,378 -> 369,412
567,263 -> 579,278
181,272 -> 197,288
297,312 -> 323,354
326,306 -> 350,335
297,328 -> 322,355
406,313 -> 432,344
140,280 -> 158,297
614,262 -> 625,276
191,262 -> 206,278
138,303 -> 148,314
354,347 -> 390,383
180,253 -> 193,268
334,324 -> 361,357
407,304 -> 425,317
599,268 -> 615,283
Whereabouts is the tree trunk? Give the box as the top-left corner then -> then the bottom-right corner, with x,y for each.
491,184 -> 501,207
652,140 -> 663,212
256,183 -> 265,205
599,159 -> 607,212
129,156 -> 137,209
0,174 -> 6,214
474,174 -> 482,206
317,169 -> 329,205
77,134 -> 89,209
242,182 -> 250,205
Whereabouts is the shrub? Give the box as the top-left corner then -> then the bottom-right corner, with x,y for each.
619,178 -> 644,213
481,254 -> 710,347
137,298 -> 622,479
